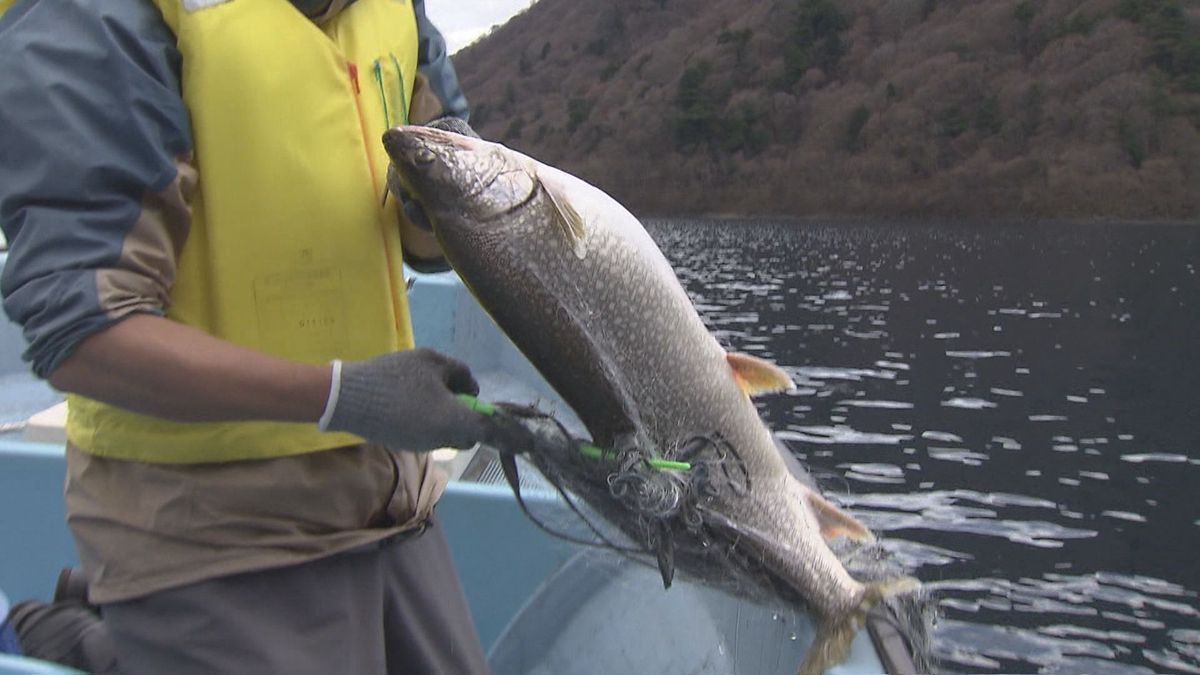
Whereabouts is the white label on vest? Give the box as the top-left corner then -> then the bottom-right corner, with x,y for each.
254,268 -> 349,361
182,0 -> 232,11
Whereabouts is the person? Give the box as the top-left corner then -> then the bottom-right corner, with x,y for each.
0,0 -> 498,672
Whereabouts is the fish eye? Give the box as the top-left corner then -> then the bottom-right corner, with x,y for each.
415,148 -> 436,165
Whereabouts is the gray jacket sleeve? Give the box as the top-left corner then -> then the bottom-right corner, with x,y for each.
0,0 -> 193,377
412,0 -> 471,121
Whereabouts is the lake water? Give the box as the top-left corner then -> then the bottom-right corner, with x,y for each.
647,219 -> 1200,675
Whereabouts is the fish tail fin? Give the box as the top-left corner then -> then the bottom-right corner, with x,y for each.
796,576 -> 920,675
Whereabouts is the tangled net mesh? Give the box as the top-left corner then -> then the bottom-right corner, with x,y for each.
489,402 -> 937,672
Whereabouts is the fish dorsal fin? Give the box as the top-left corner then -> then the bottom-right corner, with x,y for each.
537,169 -> 588,260
726,352 -> 796,396
805,490 -> 875,542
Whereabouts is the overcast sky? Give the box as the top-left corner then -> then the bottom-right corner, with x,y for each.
425,0 -> 536,54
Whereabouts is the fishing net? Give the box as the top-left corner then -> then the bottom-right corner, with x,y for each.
485,400 -> 937,672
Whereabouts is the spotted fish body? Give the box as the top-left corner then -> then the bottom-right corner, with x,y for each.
384,126 -> 909,673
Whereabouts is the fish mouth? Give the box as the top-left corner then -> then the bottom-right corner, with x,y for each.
381,124 -> 498,202
382,125 -> 530,220
381,125 -> 479,166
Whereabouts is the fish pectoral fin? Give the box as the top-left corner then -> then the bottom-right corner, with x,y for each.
537,170 -> 588,260
725,352 -> 796,397
805,491 -> 875,542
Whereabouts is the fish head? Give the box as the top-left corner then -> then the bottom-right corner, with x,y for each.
382,125 -> 537,233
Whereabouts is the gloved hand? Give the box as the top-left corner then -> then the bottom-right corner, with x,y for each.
321,349 -> 490,452
387,116 -> 481,232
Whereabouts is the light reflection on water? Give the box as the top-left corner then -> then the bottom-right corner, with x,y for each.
648,219 -> 1200,674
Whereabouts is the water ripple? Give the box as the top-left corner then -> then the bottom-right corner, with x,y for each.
1121,453 -> 1190,464
942,397 -> 998,410
836,399 -> 913,409
840,462 -> 906,485
776,426 -> 913,446
789,366 -> 897,382
834,490 -> 1095,548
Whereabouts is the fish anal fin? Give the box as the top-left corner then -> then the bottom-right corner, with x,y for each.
726,352 -> 795,396
537,171 -> 587,259
806,491 -> 875,543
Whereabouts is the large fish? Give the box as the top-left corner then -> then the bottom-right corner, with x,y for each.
383,126 -> 914,675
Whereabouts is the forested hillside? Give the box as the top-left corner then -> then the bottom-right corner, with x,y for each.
453,0 -> 1200,219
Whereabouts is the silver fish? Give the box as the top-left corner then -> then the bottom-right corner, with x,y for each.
383,125 -> 915,675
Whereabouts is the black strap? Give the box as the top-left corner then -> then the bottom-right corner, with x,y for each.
495,444 -> 641,553
485,402 -> 644,553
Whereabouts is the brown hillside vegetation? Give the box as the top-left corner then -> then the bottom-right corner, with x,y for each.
453,0 -> 1200,220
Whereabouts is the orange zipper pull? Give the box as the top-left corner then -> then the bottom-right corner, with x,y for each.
347,62 -> 360,94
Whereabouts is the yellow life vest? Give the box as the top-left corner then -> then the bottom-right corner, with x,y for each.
66,0 -> 421,463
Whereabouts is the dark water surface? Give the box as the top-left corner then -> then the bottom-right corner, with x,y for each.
647,219 -> 1200,675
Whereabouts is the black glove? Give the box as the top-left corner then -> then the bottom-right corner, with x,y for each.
387,116 -> 481,232
322,349 -> 490,452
